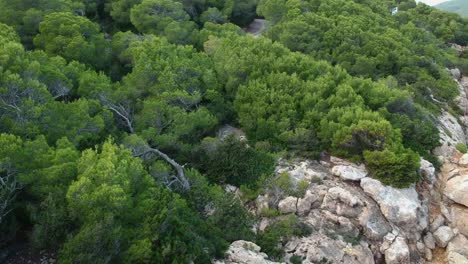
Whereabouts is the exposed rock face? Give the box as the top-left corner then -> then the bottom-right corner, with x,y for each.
423,232 -> 436,249
296,190 -> 318,216
360,178 -> 424,231
434,111 -> 466,158
384,237 -> 410,264
285,233 -> 374,264
275,160 -> 327,184
420,159 -> 436,184
447,235 -> 468,264
278,196 -> 297,214
217,241 -> 281,264
452,206 -> 468,237
433,226 -> 455,247
451,68 -> 462,80
445,173 -> 468,207
331,164 -> 367,181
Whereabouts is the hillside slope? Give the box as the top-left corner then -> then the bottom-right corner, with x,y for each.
435,0 -> 468,17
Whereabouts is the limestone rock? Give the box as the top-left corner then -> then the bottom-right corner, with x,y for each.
445,173 -> 468,207
420,159 -> 436,184
297,190 -> 317,216
430,215 -> 445,232
451,68 -> 462,80
423,232 -> 436,249
321,187 -> 364,218
434,111 -> 466,158
332,164 -> 367,181
359,204 -> 392,241
285,233 -> 374,264
433,226 -> 455,248
275,160 -> 327,184
452,206 -> 468,237
459,154 -> 468,166
384,237 -> 410,264
255,194 -> 269,215
447,235 -> 468,264
278,196 -> 297,214
221,240 -> 280,264
360,178 -> 422,231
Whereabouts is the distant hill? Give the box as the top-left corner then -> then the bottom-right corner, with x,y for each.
435,0 -> 468,17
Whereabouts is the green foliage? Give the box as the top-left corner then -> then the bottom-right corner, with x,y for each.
1,0 -> 468,261
194,136 -> 275,187
456,143 -> 468,153
257,215 -> 313,260
364,148 -> 420,188
34,12 -> 110,69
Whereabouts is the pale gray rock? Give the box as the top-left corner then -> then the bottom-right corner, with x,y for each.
451,68 -> 462,80
459,154 -> 468,166
220,240 -> 281,264
452,206 -> 468,237
434,226 -> 455,248
332,164 -> 367,181
278,196 -> 297,214
445,173 -> 468,207
275,160 -> 327,184
285,233 -> 374,264
255,194 -> 269,215
430,215 -> 445,232
359,204 -> 392,241
360,178 -> 422,231
297,190 -> 317,216
447,234 -> 468,264
384,237 -> 410,264
321,187 -> 364,218
423,232 -> 436,249
420,159 -> 436,184
447,235 -> 468,264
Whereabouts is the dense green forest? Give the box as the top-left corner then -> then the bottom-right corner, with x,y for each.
435,0 -> 468,18
0,0 -> 468,262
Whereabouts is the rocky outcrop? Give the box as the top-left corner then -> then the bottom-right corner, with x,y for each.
215,241 -> 281,264
331,164 -> 367,181
278,196 -> 298,214
384,236 -> 410,264
360,178 -> 426,232
433,226 -> 455,247
452,206 -> 468,237
275,160 -> 327,184
285,233 -> 374,264
447,235 -> 468,264
445,173 -> 468,207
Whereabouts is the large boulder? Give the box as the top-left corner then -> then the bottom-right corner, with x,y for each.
285,233 -> 374,264
332,164 -> 367,181
360,178 -> 423,231
278,196 -> 298,214
384,237 -> 410,264
447,235 -> 468,264
452,206 -> 468,237
423,232 -> 436,249
297,190 -> 318,216
218,240 -> 280,264
321,187 -> 364,218
433,226 -> 455,248
445,173 -> 468,207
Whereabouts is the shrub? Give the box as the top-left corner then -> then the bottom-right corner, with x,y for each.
364,148 -> 420,188
456,143 -> 468,154
256,215 -> 313,260
195,136 -> 276,187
